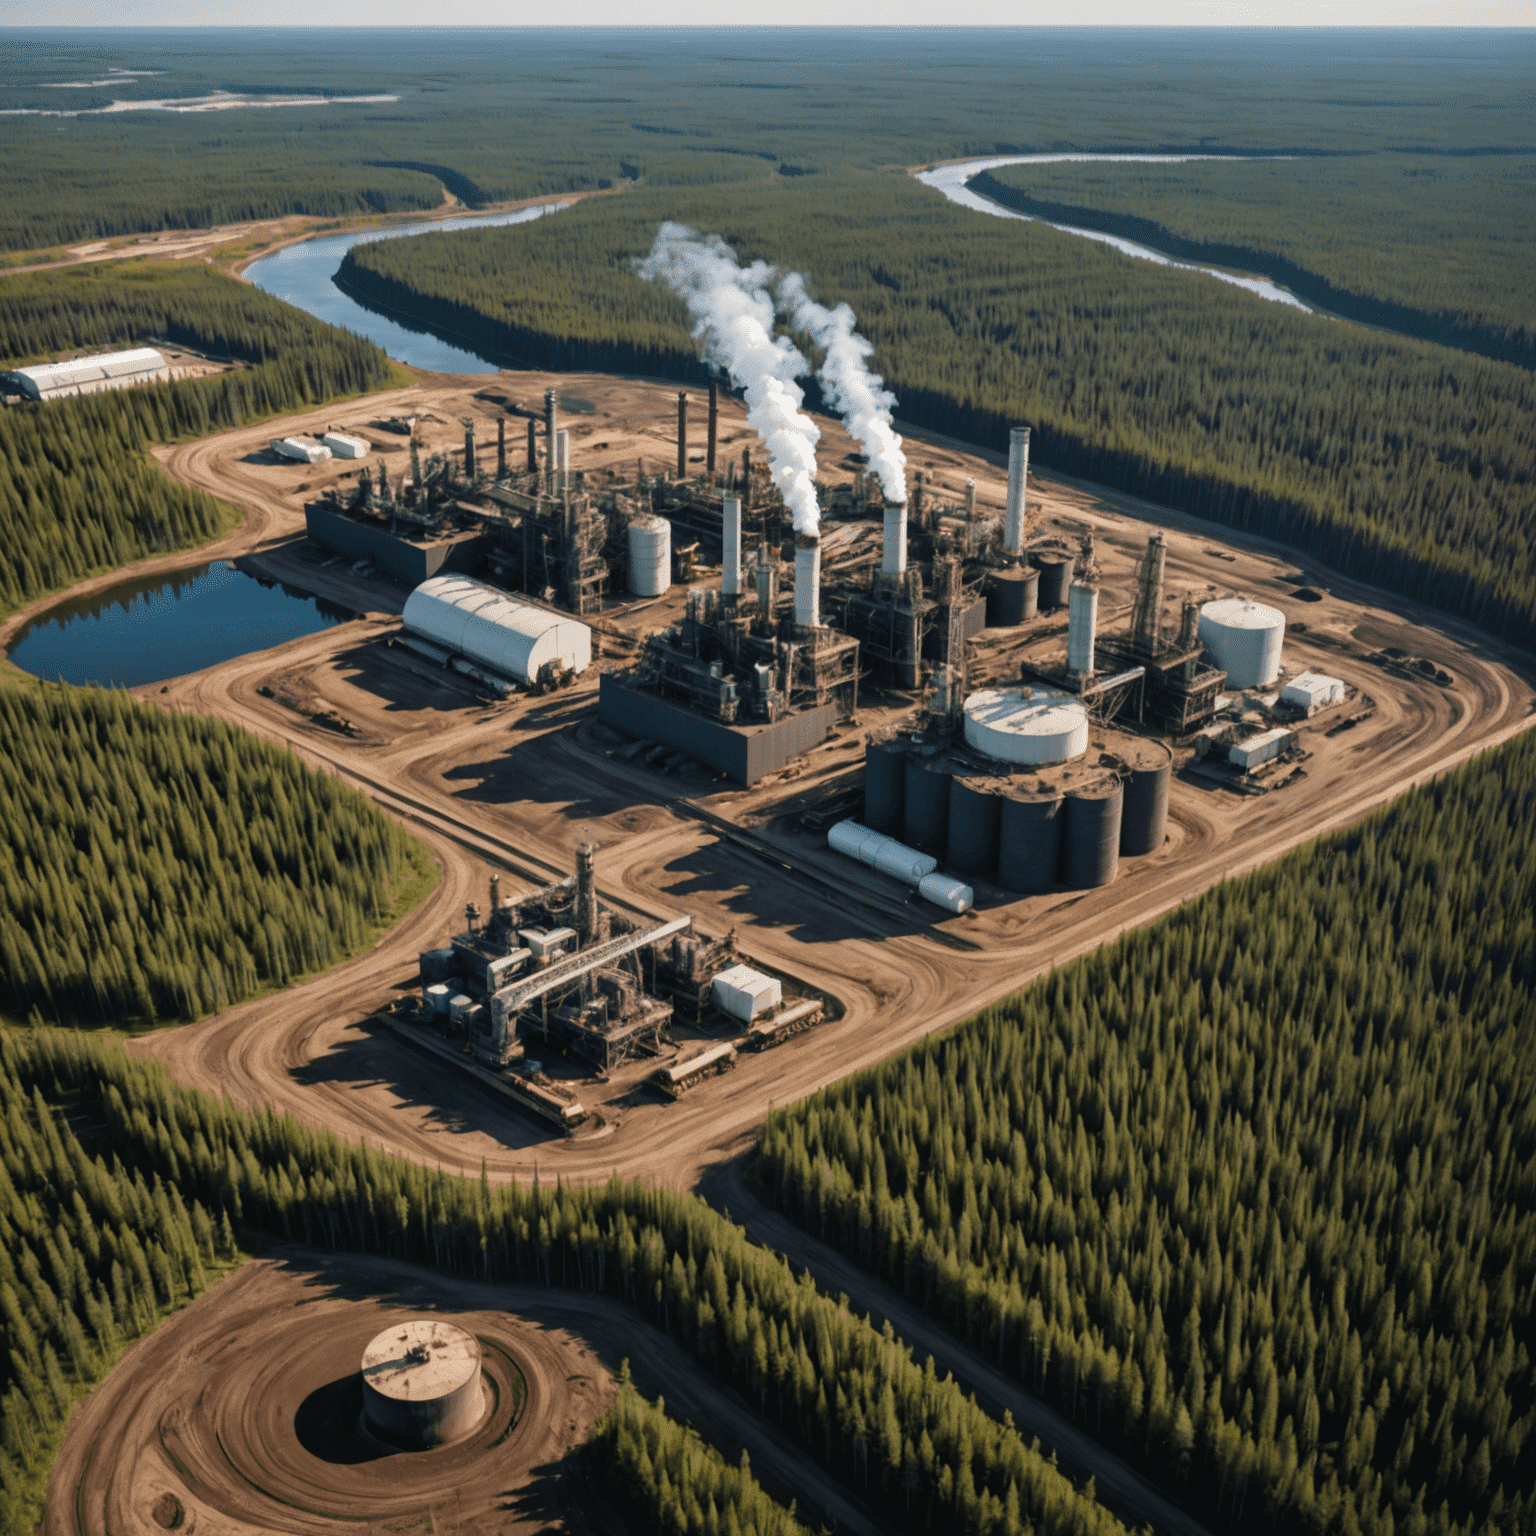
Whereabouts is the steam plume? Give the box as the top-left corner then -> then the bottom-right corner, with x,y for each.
777,273 -> 906,503
637,223 -> 822,534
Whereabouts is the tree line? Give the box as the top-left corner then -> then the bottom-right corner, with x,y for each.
0,261 -> 399,612
756,729 -> 1536,1536
0,687 -> 429,1027
0,1028 -> 1132,1536
336,174 -> 1536,651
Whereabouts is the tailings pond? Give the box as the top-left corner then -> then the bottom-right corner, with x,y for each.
8,561 -> 353,688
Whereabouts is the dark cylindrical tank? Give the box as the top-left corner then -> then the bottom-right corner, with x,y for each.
903,751 -> 952,852
986,567 -> 1039,628
1119,742 -> 1173,856
1034,556 -> 1070,610
1063,780 -> 1124,889
863,738 -> 908,834
997,787 -> 1064,893
947,772 -> 1003,877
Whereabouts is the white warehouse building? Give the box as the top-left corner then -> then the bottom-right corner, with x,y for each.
403,574 -> 591,686
1282,671 -> 1345,714
1,347 -> 169,401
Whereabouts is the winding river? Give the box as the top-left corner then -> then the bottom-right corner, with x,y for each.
914,155 -> 1315,313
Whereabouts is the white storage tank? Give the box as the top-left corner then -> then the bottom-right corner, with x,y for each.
360,1319 -> 484,1449
272,436 -> 331,464
1229,727 -> 1296,770
963,686 -> 1089,765
321,430 -> 370,459
425,982 -> 453,1015
1281,671 -> 1344,714
403,575 -> 591,685
628,517 -> 672,597
1199,598 -> 1286,688
712,963 -> 783,1021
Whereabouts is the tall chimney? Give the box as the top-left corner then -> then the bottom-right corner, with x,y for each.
757,556 -> 776,621
544,390 -> 559,491
526,416 -> 537,475
1132,532 -> 1168,652
1003,426 -> 1030,556
557,429 -> 570,494
882,497 -> 908,576
496,417 -> 506,480
575,841 -> 597,946
463,419 -> 477,481
707,380 -> 718,475
1067,531 -> 1099,682
676,391 -> 688,479
722,494 -> 742,601
794,533 -> 821,629
489,871 -> 501,912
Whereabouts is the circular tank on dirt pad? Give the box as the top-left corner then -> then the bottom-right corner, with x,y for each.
964,686 -> 1089,766
1063,773 -> 1124,890
947,768 -> 1005,877
997,782 -> 1065,893
1119,739 -> 1173,856
903,750 -> 954,852
1033,556 -> 1070,610
1198,597 -> 1285,688
863,736 -> 910,834
360,1320 -> 484,1450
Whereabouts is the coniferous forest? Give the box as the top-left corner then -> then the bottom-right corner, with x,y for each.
337,175 -> 1536,650
0,262 -> 399,611
756,730 -> 1536,1536
0,687 -> 429,1027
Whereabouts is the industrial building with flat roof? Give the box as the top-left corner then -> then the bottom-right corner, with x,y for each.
1,347 -> 169,401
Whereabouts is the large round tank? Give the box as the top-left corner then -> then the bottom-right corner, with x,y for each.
946,769 -> 1004,877
1199,598 -> 1285,688
1033,556 -> 1070,610
1119,740 -> 1173,856
403,575 -> 592,684
360,1319 -> 484,1449
863,737 -> 909,834
997,784 -> 1064,893
985,567 -> 1038,628
627,516 -> 672,597
903,751 -> 953,852
964,686 -> 1089,766
1063,777 -> 1124,890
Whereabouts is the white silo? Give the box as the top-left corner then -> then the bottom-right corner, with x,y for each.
628,516 -> 672,597
1199,598 -> 1286,687
361,1319 -> 484,1449
963,685 -> 1090,766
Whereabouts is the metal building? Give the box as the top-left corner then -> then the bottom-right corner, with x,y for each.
1,347 -> 169,401
1229,726 -> 1296,770
1281,671 -> 1344,714
403,575 -> 591,686
1199,598 -> 1286,688
360,1320 -> 484,1449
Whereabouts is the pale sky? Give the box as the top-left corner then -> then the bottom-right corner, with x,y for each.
8,6 -> 1536,24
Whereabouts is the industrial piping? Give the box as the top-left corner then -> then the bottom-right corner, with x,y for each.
1003,426 -> 1030,555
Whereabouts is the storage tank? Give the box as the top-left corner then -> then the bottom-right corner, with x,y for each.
271,436 -> 330,464
828,820 -> 938,883
863,736 -> 909,833
1119,740 -> 1173,857
627,516 -> 672,597
964,686 -> 1089,766
946,768 -> 1004,877
425,983 -> 452,1016
360,1319 -> 484,1450
985,567 -> 1038,628
1034,556 -> 1070,610
320,431 -> 370,460
1199,598 -> 1285,688
403,575 -> 591,685
903,750 -> 953,851
1063,775 -> 1123,890
997,783 -> 1064,893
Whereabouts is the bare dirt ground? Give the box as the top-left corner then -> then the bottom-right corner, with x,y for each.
44,1248 -> 882,1536
27,367 -> 1536,1536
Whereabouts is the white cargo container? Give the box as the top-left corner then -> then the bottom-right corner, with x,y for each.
712,963 -> 783,1021
321,430 -> 370,459
272,436 -> 331,464
1281,671 -> 1344,714
1229,727 -> 1296,770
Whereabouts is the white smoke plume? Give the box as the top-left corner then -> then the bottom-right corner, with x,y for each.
776,272 -> 906,504
637,222 -> 822,535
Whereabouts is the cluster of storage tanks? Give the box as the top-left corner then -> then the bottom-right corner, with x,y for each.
862,685 -> 1172,893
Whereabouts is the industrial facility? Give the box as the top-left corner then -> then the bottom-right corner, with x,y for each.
359,1320 -> 485,1449
1,346 -> 170,401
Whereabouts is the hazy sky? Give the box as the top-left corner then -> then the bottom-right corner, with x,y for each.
11,5 -> 1536,24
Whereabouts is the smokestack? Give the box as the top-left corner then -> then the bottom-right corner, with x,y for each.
463,419 -> 477,481
757,556 -> 776,621
1068,582 -> 1098,681
1133,532 -> 1168,651
722,494 -> 742,601
882,498 -> 908,576
496,417 -> 506,480
965,479 -> 976,520
544,390 -> 559,491
557,429 -> 570,494
1004,426 -> 1030,556
794,533 -> 820,629
575,841 -> 597,946
490,872 -> 500,912
526,417 -> 537,475
676,391 -> 688,479
707,380 -> 718,475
